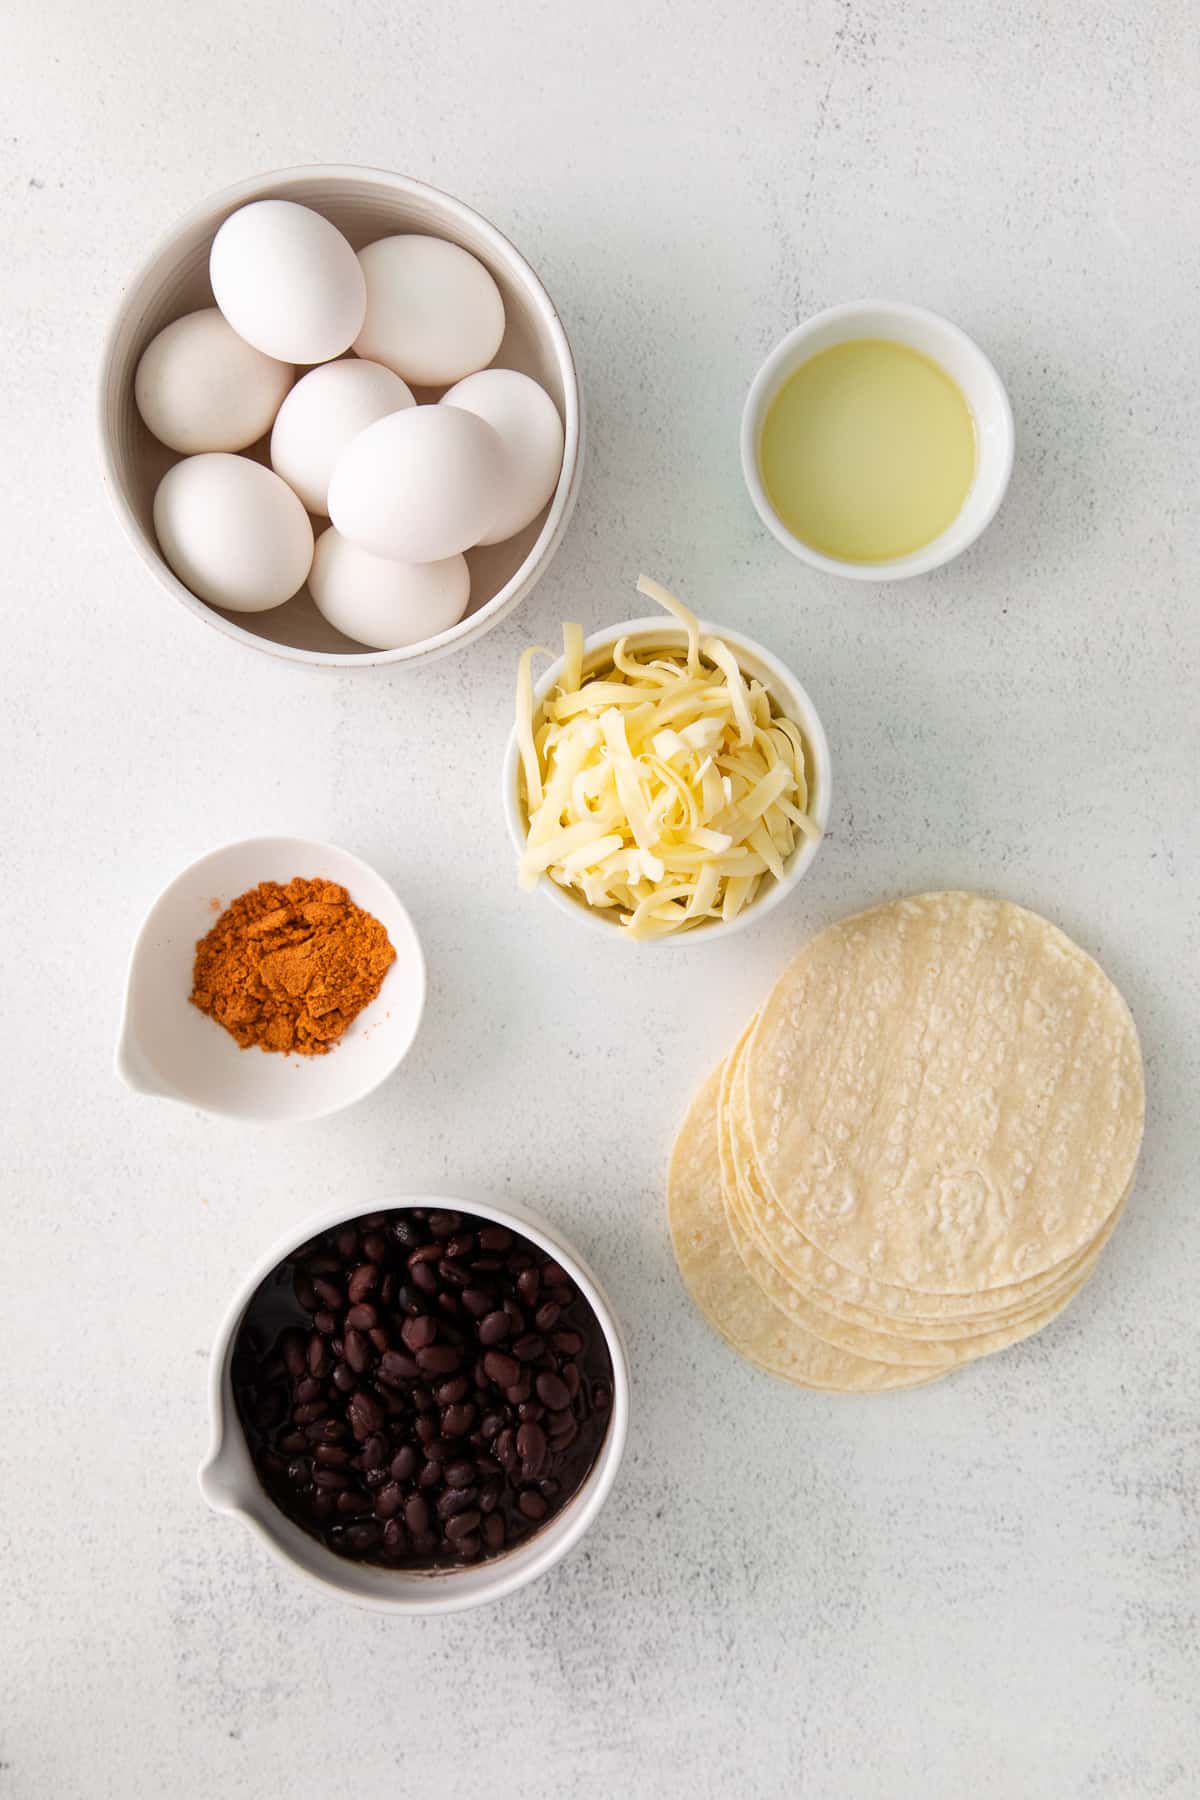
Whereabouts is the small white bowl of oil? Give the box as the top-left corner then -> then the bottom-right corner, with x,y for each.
741,300 -> 1014,582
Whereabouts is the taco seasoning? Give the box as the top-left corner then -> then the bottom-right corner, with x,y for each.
191,876 -> 396,1054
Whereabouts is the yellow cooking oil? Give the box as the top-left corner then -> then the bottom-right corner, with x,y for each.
759,338 -> 976,563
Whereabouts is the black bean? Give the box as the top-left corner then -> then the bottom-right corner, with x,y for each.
332,1362 -> 355,1392
390,1445 -> 417,1482
444,1459 -> 477,1489
462,1288 -> 493,1319
314,1309 -> 338,1336
292,1268 -> 318,1308
360,1434 -> 387,1472
295,1376 -> 322,1404
390,1217 -> 420,1249
563,1361 -> 581,1399
482,1350 -> 520,1387
345,1303 -> 378,1332
337,1490 -> 370,1518
516,1268 -> 540,1305
378,1350 -> 419,1385
416,1344 -> 461,1376
437,1486 -> 479,1520
537,1372 -> 570,1410
483,1514 -> 505,1551
549,1415 -> 577,1451
480,1412 -> 505,1441
428,1211 -> 461,1239
518,1488 -> 548,1521
505,1372 -> 532,1405
368,1327 -> 390,1353
408,1243 -> 442,1267
293,1400 -> 328,1425
534,1301 -> 562,1332
279,1430 -> 307,1454
444,1233 -> 476,1260
374,1482 -> 404,1519
312,1468 -> 350,1491
517,1421 -> 547,1476
552,1330 -> 583,1355
405,1496 -> 430,1536
343,1329 -> 370,1374
347,1390 -> 384,1439
314,1443 -> 350,1468
441,1403 -> 476,1438
361,1231 -> 388,1264
418,1461 -> 442,1490
312,1277 -> 343,1309
410,1261 -> 438,1294
479,1310 -> 511,1345
512,1333 -> 545,1363
346,1523 -> 381,1553
335,1227 -> 359,1260
477,1225 -> 513,1252
306,1418 -> 346,1445
445,1511 -> 482,1543
401,1314 -> 437,1353
435,1375 -> 470,1405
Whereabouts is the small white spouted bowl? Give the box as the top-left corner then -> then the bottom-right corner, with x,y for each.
501,617 -> 832,942
116,835 -> 425,1123
198,1194 -> 630,1613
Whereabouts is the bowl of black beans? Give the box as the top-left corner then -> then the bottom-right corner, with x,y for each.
199,1199 -> 628,1611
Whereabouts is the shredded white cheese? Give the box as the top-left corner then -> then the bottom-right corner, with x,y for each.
515,577 -> 822,938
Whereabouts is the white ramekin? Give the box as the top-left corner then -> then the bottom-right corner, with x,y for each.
741,300 -> 1014,582
97,165 -> 583,667
501,616 -> 832,942
198,1195 -> 629,1613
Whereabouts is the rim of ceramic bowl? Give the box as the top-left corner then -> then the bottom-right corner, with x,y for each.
198,1193 -> 630,1613
501,616 -> 833,942
115,834 -> 427,1122
96,163 -> 584,668
740,299 -> 1015,582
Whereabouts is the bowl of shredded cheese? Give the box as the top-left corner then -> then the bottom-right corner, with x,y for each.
503,578 -> 831,942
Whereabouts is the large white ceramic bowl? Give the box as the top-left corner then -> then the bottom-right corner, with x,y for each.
115,835 -> 425,1122
741,300 -> 1014,582
98,165 -> 583,666
199,1194 -> 630,1613
501,616 -> 832,941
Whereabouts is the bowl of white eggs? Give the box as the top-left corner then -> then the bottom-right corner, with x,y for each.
98,165 -> 583,666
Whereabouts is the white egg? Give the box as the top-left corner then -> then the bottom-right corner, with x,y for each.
353,235 -> 505,387
134,308 -> 293,454
309,528 -> 470,650
328,405 -> 505,562
269,359 -> 414,515
440,369 -> 564,545
209,200 -> 366,364
153,454 -> 314,613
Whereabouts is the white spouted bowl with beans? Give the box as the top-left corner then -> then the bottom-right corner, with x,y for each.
199,1196 -> 629,1613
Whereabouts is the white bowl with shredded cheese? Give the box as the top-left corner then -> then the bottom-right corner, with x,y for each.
503,578 -> 831,942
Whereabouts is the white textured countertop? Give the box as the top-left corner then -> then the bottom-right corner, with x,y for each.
3,3 -> 1198,1795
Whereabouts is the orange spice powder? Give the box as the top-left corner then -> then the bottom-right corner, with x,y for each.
191,877 -> 396,1055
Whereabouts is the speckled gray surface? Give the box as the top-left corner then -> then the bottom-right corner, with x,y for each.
3,3 -> 1198,1795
